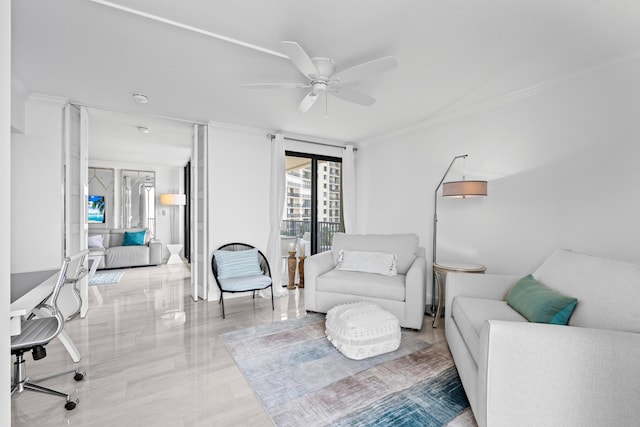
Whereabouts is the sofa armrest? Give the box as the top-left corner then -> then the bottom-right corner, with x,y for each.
304,251 -> 334,312
445,273 -> 520,322
477,320 -> 640,427
149,240 -> 162,265
404,255 -> 427,329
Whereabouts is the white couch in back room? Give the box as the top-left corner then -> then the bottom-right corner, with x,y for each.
445,248 -> 640,427
304,233 -> 427,330
88,228 -> 162,269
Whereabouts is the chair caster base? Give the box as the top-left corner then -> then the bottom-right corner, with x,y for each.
65,398 -> 79,410
73,370 -> 85,381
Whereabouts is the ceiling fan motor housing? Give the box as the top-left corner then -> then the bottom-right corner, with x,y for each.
311,57 -> 335,80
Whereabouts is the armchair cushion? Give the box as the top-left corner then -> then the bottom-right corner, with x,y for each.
507,274 -> 578,325
336,249 -> 398,276
214,248 -> 262,279
218,274 -> 272,292
453,297 -> 527,364
316,269 -> 406,301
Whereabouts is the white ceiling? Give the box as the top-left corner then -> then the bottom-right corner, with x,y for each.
11,0 -> 640,154
87,108 -> 193,167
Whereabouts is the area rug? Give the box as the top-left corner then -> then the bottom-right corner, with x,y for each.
221,314 -> 475,427
89,271 -> 123,286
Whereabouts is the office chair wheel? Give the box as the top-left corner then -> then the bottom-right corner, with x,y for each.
65,398 -> 78,410
73,370 -> 85,381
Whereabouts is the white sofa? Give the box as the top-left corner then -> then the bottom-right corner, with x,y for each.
304,233 -> 427,330
445,249 -> 640,427
88,228 -> 162,269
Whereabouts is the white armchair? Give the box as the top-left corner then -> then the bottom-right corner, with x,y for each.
304,233 -> 427,329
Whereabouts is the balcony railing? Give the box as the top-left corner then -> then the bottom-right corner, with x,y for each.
281,220 -> 341,253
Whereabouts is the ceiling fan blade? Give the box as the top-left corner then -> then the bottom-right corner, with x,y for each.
331,56 -> 397,84
297,92 -> 319,113
241,83 -> 310,89
329,86 -> 376,106
281,41 -> 318,79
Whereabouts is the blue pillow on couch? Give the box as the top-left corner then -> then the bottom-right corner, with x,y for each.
122,230 -> 146,246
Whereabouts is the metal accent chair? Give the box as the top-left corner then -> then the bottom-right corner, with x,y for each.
211,243 -> 274,319
11,250 -> 89,410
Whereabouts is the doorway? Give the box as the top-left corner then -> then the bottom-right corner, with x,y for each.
283,152 -> 343,255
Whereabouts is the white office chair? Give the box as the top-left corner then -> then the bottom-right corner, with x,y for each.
11,250 -> 88,410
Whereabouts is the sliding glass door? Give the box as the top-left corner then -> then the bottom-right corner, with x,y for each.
282,152 -> 342,255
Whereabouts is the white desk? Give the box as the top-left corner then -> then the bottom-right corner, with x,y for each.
10,270 -> 82,362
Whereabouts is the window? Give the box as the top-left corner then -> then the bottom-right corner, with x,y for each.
281,152 -> 342,254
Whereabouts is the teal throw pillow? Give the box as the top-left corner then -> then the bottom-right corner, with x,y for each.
507,274 -> 578,325
214,248 -> 262,279
122,230 -> 146,246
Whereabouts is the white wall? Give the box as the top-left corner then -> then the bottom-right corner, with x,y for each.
208,124 -> 272,252
11,94 -> 67,273
357,56 -> 640,301
206,123 -> 271,300
11,76 -> 27,134
2,0 -> 12,422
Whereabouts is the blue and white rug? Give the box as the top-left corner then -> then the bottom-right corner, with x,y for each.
221,314 -> 475,427
89,271 -> 123,286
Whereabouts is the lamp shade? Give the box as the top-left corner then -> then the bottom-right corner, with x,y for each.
160,193 -> 186,206
442,180 -> 487,198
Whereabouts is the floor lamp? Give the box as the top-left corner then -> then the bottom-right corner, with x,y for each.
427,154 -> 487,316
160,193 -> 186,265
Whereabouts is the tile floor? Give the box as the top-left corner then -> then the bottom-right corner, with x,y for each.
11,263 -> 448,426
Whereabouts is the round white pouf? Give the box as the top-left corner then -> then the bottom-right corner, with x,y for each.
325,301 -> 401,360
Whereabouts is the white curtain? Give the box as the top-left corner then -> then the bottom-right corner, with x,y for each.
342,145 -> 356,233
264,133 -> 288,297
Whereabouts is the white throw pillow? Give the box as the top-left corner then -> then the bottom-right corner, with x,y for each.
336,249 -> 398,276
88,234 -> 104,249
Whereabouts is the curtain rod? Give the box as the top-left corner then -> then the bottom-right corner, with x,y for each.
266,133 -> 356,151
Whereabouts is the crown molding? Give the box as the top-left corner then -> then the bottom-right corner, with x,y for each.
208,120 -> 270,136
27,93 -> 69,106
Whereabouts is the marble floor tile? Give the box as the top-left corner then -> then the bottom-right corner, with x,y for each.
10,263 -> 446,426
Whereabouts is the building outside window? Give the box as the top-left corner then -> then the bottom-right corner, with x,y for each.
281,153 -> 342,254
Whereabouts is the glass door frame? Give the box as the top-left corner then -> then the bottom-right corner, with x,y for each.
285,150 -> 342,255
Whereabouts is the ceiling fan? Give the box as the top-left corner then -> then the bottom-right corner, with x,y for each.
242,41 -> 397,114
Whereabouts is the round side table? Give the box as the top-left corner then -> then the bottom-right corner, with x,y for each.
432,261 -> 486,328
